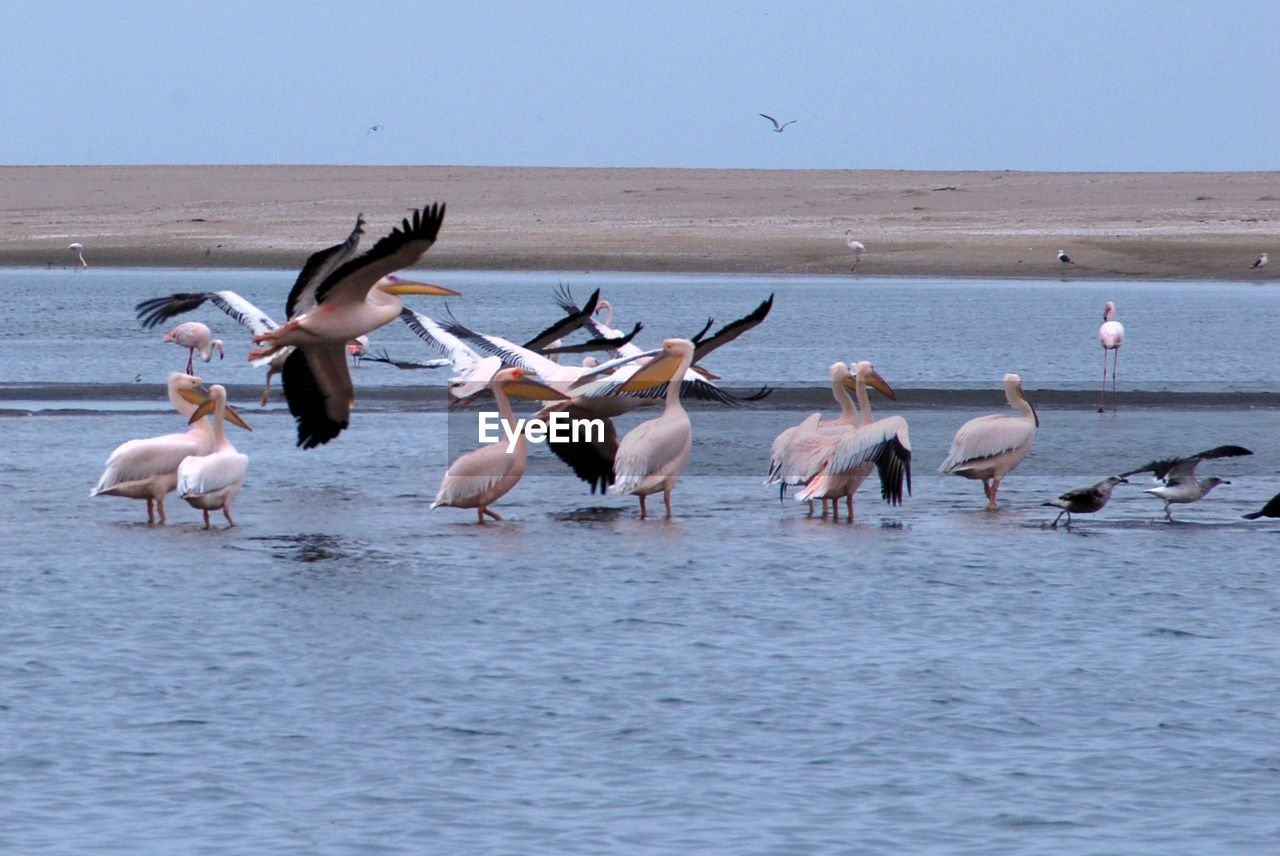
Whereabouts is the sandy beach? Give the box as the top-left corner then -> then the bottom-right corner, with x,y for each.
2,165 -> 1277,279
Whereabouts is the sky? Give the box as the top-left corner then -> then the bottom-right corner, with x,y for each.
3,0 -> 1278,171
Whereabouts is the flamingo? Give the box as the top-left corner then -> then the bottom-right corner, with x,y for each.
68,242 -> 87,269
938,373 -> 1039,509
244,205 -> 460,448
163,321 -> 225,374
90,374 -> 249,523
431,368 -> 569,523
1098,301 -> 1125,413
844,231 -> 865,272
1120,445 -> 1252,522
611,339 -> 697,519
177,384 -> 251,529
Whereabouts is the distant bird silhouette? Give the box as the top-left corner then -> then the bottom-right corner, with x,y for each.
367,124 -> 384,134
1243,491 -> 1280,520
68,242 -> 87,269
1057,249 -> 1074,264
1098,301 -> 1124,413
1252,252 -> 1268,269
759,113 -> 796,133
1043,475 -> 1127,527
1120,445 -> 1252,521
844,230 -> 865,272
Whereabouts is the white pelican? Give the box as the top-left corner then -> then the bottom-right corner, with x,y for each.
1252,253 -> 1268,269
611,339 -> 697,519
1098,301 -> 1124,413
1243,491 -> 1280,520
759,113 -> 796,132
163,321 -> 225,374
431,368 -> 569,523
90,374 -> 249,523
177,384 -> 251,529
68,242 -> 87,269
844,231 -> 865,272
1119,444 -> 1252,521
1057,249 -> 1074,264
799,362 -> 911,518
939,373 -> 1039,510
245,205 -> 460,447
1043,475 -> 1127,528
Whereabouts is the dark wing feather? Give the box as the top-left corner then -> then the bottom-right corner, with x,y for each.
874,436 -> 913,506
285,215 -> 365,319
136,293 -> 215,329
522,289 -> 600,351
544,409 -> 618,493
313,203 -> 445,307
539,323 -> 643,355
281,346 -> 353,449
1120,444 -> 1253,481
691,294 -> 774,363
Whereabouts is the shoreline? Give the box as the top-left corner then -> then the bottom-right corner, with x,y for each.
3,165 -> 1278,279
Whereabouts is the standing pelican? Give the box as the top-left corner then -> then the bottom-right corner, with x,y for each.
1120,444 -> 1252,521
759,113 -> 796,132
1043,475 -> 1127,528
177,384 -> 251,529
431,368 -> 569,523
844,231 -> 865,272
68,242 -> 87,269
1098,301 -> 1124,413
612,339 -> 696,519
1057,249 -> 1074,264
90,374 -> 249,523
245,204 -> 459,448
162,321 -> 225,374
939,373 -> 1039,509
1252,253 -> 1268,269
766,361 -> 865,508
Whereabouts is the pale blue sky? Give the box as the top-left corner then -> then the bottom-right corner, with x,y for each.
4,1 -> 1277,170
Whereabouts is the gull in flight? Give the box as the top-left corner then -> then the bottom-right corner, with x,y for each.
1120,444 -> 1252,521
759,113 -> 796,133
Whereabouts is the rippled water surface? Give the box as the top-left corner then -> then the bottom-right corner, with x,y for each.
2,269 -> 1279,854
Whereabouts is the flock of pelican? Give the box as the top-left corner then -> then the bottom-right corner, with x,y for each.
88,204 -> 1275,528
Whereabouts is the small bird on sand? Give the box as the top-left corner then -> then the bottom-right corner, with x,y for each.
1252,253 -> 1268,269
1120,445 -> 1253,521
1057,249 -> 1074,264
1043,475 -> 1127,527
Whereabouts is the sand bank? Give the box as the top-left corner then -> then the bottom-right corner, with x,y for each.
2,165 -> 1277,279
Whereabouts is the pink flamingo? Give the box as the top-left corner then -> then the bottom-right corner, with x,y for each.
163,321 -> 225,374
1098,301 -> 1124,413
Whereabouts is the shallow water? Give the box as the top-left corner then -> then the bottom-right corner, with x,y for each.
2,269 -> 1280,854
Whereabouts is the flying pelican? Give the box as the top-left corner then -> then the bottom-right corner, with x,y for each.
1252,253 -> 1268,269
244,204 -> 459,448
1243,491 -> 1280,520
759,113 -> 796,133
1043,475 -> 1127,528
431,368 -> 569,523
90,374 -> 249,523
1098,301 -> 1124,413
612,339 -> 697,519
177,384 -> 251,529
939,373 -> 1039,510
845,231 -> 865,272
801,363 -> 911,518
162,321 -> 225,374
1120,444 -> 1252,521
1057,250 -> 1074,264
68,242 -> 87,269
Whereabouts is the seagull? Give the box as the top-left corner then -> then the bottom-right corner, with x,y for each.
1120,445 -> 1253,521
1242,491 -> 1280,520
1252,253 -> 1268,269
845,231 -> 866,273
759,113 -> 796,133
1042,475 -> 1127,528
367,124 -> 383,134
1057,249 -> 1074,264
68,242 -> 87,269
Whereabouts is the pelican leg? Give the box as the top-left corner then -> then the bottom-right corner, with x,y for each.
145,498 -> 156,524
638,495 -> 648,519
222,504 -> 236,528
846,494 -> 854,520
663,488 -> 673,520
202,509 -> 211,529
985,478 -> 1001,510
156,497 -> 167,525
805,500 -> 815,516
484,507 -> 503,521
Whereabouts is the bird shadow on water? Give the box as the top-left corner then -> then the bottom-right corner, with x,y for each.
548,505 -> 627,523
250,533 -> 366,563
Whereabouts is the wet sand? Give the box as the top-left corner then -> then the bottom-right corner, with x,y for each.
2,165 -> 1278,279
